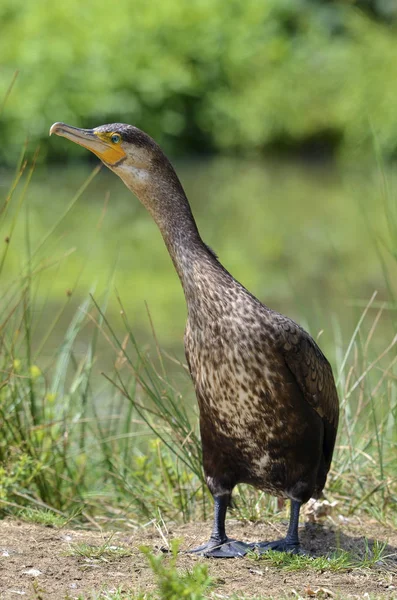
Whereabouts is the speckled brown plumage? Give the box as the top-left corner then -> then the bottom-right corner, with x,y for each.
183,245 -> 338,503
51,121 -> 340,558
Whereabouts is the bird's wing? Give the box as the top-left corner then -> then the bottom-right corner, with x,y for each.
275,315 -> 339,430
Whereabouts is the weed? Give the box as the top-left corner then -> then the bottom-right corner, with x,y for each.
67,538 -> 133,561
17,507 -> 68,527
250,539 -> 391,573
141,540 -> 213,600
70,542 -> 212,600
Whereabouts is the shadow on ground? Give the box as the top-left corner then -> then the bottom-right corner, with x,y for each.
301,521 -> 397,564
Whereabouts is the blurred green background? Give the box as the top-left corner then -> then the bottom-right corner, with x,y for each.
1,0 -> 397,163
1,0 -> 397,363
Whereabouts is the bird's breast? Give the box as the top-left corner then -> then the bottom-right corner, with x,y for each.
184,314 -> 293,441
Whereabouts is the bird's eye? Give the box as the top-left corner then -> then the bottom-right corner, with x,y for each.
111,133 -> 121,144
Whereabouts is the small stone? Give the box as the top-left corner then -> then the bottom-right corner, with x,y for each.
22,568 -> 42,577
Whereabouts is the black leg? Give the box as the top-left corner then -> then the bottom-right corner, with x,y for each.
188,494 -> 252,558
285,499 -> 301,546
209,494 -> 228,543
254,500 -> 302,554
188,498 -> 303,559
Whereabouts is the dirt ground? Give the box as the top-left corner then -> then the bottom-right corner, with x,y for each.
0,516 -> 396,599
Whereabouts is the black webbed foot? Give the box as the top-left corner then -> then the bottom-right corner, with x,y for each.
188,537 -> 302,558
250,500 -> 303,555
253,538 -> 302,555
188,537 -> 252,558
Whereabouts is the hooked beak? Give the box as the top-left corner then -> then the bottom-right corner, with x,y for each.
49,122 -> 126,165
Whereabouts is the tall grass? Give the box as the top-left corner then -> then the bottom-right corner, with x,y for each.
0,152 -> 207,523
0,145 -> 396,532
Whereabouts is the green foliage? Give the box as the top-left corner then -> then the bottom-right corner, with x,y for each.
0,166 -> 210,525
252,540 -> 389,572
141,540 -> 213,600
67,540 -> 133,560
1,0 -> 397,164
0,149 -> 206,521
0,284 -> 207,521
17,507 -> 68,527
0,452 -> 42,502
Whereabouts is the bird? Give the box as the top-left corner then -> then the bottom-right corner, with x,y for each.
49,122 -> 339,558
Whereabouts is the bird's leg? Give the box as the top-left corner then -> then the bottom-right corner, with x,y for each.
254,500 -> 302,554
209,493 -> 228,544
188,494 -> 252,558
285,499 -> 301,546
188,497 -> 302,558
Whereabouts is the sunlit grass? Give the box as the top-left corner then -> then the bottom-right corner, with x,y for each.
67,540 -> 133,561
250,540 -> 390,572
17,507 -> 69,527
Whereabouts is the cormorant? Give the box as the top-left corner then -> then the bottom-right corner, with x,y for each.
50,122 -> 339,558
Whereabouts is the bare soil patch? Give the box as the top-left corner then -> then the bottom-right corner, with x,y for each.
0,516 -> 396,599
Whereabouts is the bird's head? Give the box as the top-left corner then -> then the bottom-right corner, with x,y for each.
49,122 -> 177,202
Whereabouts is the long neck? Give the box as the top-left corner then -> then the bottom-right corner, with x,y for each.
148,176 -> 217,293
121,160 -> 223,298
118,150 -> 243,322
